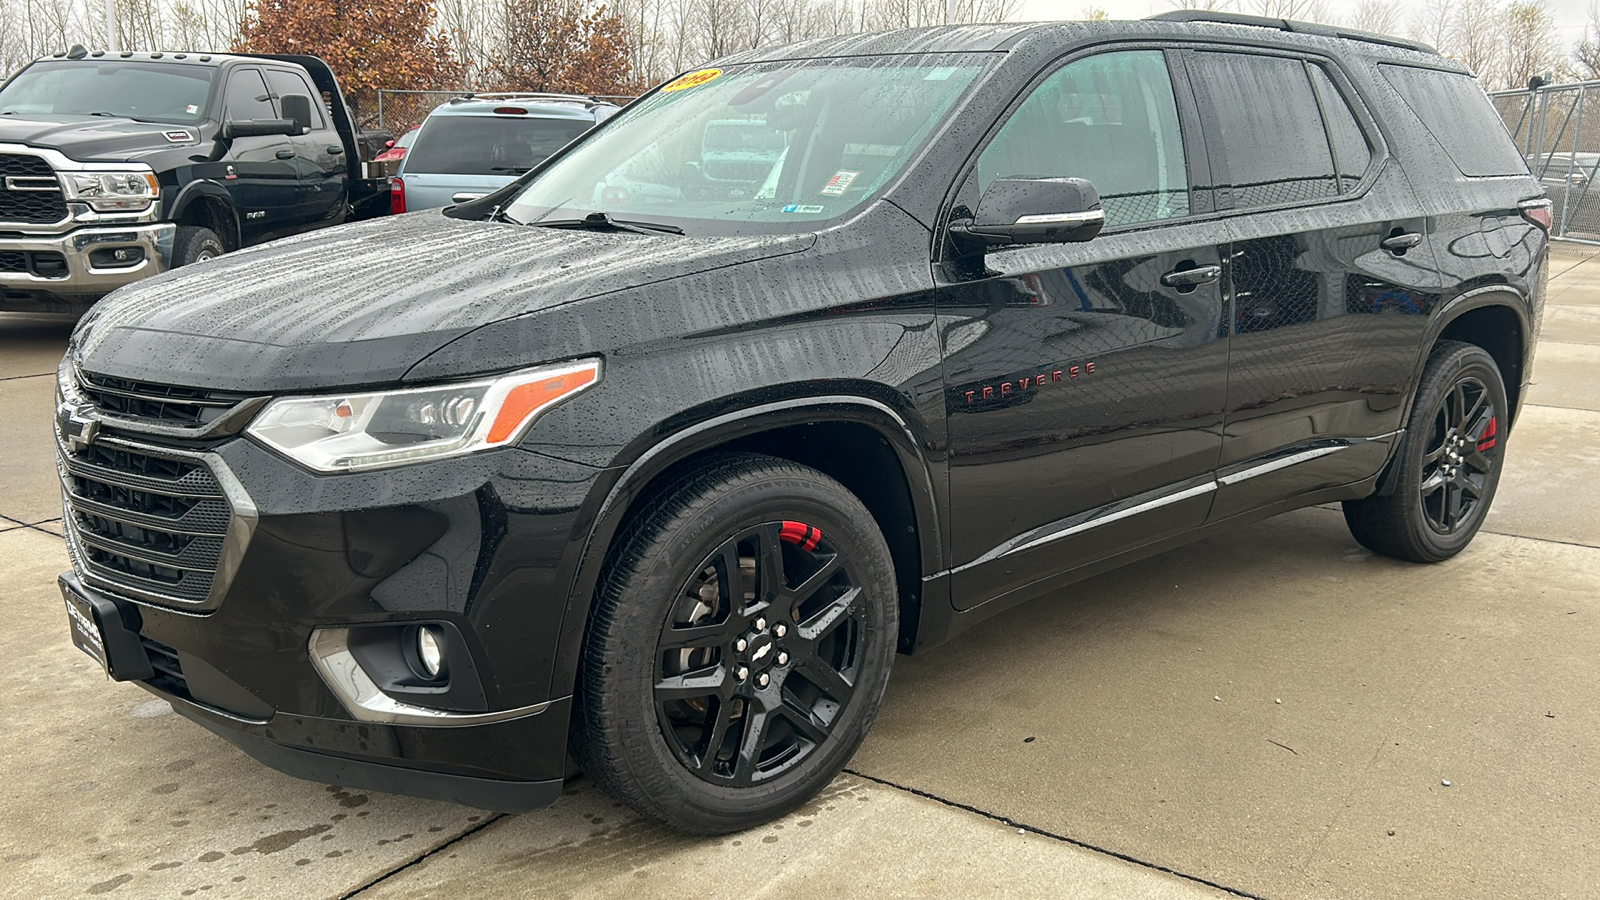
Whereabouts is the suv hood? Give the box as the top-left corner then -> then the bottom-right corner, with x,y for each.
74,210 -> 815,391
0,113 -> 199,161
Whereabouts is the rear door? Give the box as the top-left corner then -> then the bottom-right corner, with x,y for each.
939,49 -> 1230,610
1181,49 -> 1443,520
264,67 -> 347,230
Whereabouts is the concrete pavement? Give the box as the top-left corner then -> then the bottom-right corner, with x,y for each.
2,246 -> 1599,898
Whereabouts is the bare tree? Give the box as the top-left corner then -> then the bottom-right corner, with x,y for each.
1169,0 -> 1232,9
1453,0 -> 1504,85
1245,0 -> 1330,22
1407,0 -> 1452,51
1573,2 -> 1600,80
1502,0 -> 1556,90
1348,0 -> 1398,36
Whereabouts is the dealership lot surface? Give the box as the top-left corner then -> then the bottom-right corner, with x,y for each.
3,247 -> 1598,899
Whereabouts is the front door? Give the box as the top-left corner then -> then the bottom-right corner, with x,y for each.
939,49 -> 1229,610
218,67 -> 298,244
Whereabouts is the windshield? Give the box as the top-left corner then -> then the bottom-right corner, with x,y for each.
503,54 -> 988,233
0,60 -> 215,125
407,114 -> 594,175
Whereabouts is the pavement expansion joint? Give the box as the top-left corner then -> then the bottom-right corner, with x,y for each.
841,768 -> 1268,900
0,371 -> 53,382
0,512 -> 64,540
339,812 -> 506,898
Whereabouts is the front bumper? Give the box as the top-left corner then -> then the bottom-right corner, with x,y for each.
0,222 -> 174,307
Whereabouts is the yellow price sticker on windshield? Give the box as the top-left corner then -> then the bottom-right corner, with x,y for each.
662,68 -> 722,92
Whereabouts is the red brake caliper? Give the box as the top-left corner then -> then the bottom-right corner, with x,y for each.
779,521 -> 822,551
1477,416 -> 1498,453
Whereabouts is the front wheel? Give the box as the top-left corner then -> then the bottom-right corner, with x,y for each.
573,453 -> 897,833
171,225 -> 224,267
1344,340 -> 1509,562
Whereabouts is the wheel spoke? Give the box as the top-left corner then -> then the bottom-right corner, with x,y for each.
1460,477 -> 1484,501
1422,442 -> 1446,465
795,650 -> 855,704
696,699 -> 736,775
1449,383 -> 1467,430
732,704 -> 771,785
777,700 -> 833,746
716,542 -> 743,616
787,552 -> 842,605
1444,482 -> 1464,528
1464,449 -> 1494,474
656,665 -> 729,702
659,621 -> 731,651
1463,389 -> 1488,432
797,585 -> 860,642
1419,469 -> 1448,497
756,524 -> 787,606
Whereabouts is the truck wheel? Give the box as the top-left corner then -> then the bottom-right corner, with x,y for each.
172,226 -> 225,267
1343,340 -> 1508,563
573,453 -> 897,834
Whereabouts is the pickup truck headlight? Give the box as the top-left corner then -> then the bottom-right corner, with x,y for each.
246,360 -> 601,473
61,171 -> 160,211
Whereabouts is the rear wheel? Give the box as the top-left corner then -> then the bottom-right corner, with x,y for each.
171,226 -> 224,267
1343,340 -> 1508,562
573,453 -> 897,833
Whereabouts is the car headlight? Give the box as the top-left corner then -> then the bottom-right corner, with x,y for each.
246,359 -> 601,473
61,171 -> 160,211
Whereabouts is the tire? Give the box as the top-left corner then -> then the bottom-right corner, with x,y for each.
573,452 -> 898,834
171,226 -> 225,267
1343,340 -> 1509,563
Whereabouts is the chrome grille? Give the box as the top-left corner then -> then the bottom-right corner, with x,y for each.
0,153 -> 67,225
60,439 -> 230,606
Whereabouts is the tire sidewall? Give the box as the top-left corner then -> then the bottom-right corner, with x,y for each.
595,470 -> 897,830
173,226 -> 224,267
1394,345 -> 1508,560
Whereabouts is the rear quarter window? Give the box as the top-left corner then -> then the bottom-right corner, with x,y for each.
1380,65 -> 1529,177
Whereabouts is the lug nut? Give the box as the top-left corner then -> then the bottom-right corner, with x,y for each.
777,651 -> 789,666
735,638 -> 747,652
774,623 -> 787,637
757,673 -> 770,687
736,666 -> 749,681
755,617 -> 767,631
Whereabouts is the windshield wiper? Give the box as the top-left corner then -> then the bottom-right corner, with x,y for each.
531,211 -> 683,236
487,205 -> 523,225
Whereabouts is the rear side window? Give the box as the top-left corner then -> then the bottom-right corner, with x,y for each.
1186,52 -> 1338,209
1309,66 -> 1371,192
264,68 -> 326,130
1380,65 -> 1528,177
223,69 -> 275,122
405,115 -> 593,175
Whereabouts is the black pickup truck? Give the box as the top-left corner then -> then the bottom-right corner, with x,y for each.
0,48 -> 390,312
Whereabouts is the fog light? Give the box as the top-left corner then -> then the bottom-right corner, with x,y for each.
417,626 -> 445,679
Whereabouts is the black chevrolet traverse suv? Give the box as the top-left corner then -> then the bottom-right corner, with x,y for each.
55,13 -> 1548,833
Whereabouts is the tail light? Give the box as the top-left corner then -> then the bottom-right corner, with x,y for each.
391,176 -> 405,215
1521,199 -> 1552,232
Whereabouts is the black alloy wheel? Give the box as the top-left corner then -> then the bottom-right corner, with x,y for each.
1344,340 -> 1509,563
574,453 -> 897,833
657,521 -> 866,786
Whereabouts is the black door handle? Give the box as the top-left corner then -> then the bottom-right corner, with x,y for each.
275,149 -> 295,160
1381,232 -> 1423,253
1160,263 -> 1222,288
327,146 -> 344,155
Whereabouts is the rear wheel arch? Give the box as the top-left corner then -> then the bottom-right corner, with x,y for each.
551,396 -> 943,704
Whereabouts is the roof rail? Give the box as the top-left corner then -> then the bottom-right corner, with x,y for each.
1146,10 -> 1438,55
451,91 -> 621,107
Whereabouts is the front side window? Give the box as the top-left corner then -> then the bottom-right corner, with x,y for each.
976,50 -> 1190,229
1186,52 -> 1339,209
223,69 -> 275,122
0,60 -> 214,125
503,55 -> 987,233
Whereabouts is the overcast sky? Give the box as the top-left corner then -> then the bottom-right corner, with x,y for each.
1014,0 -> 1595,49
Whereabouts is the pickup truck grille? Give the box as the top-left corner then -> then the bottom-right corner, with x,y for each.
60,437 -> 231,606
0,153 -> 67,225
79,372 -> 252,427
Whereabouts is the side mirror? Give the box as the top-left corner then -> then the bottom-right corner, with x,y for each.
279,94 -> 313,134
221,118 -> 297,139
949,176 -> 1105,252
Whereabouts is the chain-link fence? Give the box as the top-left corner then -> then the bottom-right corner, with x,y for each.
1490,81 -> 1600,243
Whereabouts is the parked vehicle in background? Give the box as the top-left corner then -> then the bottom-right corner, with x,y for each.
55,13 -> 1547,837
373,125 -> 419,170
390,94 -> 618,212
0,47 -> 391,312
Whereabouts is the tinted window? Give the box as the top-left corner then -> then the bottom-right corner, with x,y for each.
1309,66 -> 1371,192
1188,53 -> 1338,209
0,60 -> 214,125
224,69 -> 275,121
407,115 -> 594,175
978,50 -> 1188,228
264,68 -> 325,129
1381,65 -> 1529,177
